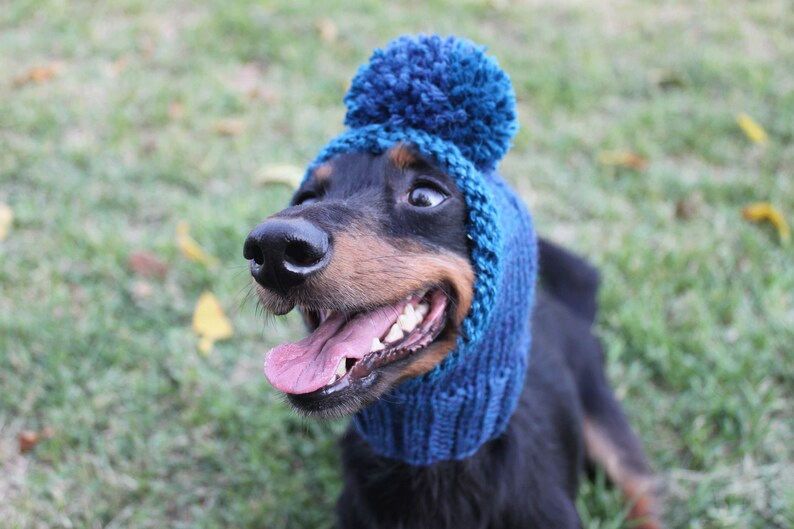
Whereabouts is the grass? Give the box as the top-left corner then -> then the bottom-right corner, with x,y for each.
1,0 -> 792,527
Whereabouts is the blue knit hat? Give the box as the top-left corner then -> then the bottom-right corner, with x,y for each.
308,35 -> 537,465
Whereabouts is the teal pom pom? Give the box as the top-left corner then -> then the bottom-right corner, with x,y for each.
343,35 -> 518,173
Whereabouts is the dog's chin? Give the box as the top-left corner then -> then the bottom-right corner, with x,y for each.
260,287 -> 460,419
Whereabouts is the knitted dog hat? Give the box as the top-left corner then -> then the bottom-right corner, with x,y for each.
309,35 -> 538,465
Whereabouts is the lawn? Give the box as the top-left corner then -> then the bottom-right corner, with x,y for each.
1,0 -> 792,527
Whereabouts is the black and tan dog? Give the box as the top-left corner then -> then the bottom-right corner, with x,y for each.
244,144 -> 663,528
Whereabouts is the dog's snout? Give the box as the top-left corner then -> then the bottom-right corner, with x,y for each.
244,218 -> 330,292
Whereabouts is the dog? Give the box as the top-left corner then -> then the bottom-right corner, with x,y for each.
245,35 -> 662,529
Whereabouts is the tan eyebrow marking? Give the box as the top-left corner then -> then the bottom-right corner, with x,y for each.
388,143 -> 419,170
314,163 -> 333,183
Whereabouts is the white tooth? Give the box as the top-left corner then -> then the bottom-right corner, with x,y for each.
328,373 -> 337,385
384,323 -> 404,343
416,302 -> 429,319
398,311 -> 417,332
370,338 -> 385,352
336,358 -> 347,378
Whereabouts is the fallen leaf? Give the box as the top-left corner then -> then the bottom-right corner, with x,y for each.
18,431 -> 40,453
648,68 -> 685,90
192,292 -> 234,355
128,250 -> 168,278
315,18 -> 338,43
131,279 -> 155,301
255,86 -> 280,104
13,62 -> 66,87
229,62 -> 265,95
138,34 -> 155,58
168,101 -> 185,120
107,56 -> 131,76
0,202 -> 12,241
736,113 -> 768,145
742,202 -> 790,245
675,191 -> 704,220
176,221 -> 219,267
255,163 -> 305,189
597,150 -> 649,171
212,118 -> 245,136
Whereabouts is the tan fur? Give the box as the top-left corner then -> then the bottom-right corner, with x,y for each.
388,143 -> 419,169
398,333 -> 458,380
314,163 -> 333,183
317,229 -> 473,323
583,418 -> 663,529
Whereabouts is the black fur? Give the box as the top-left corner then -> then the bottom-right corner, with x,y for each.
247,149 -> 657,528
336,254 -> 615,529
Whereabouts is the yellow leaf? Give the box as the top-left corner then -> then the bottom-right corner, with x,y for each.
0,203 -> 13,241
176,221 -> 218,267
742,202 -> 790,245
198,336 -> 215,356
736,113 -> 768,145
597,150 -> 649,171
254,163 -> 304,189
192,292 -> 234,355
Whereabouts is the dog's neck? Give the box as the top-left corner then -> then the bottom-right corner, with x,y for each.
353,175 -> 538,466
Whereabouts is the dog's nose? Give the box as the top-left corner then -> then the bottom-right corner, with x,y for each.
244,218 -> 331,292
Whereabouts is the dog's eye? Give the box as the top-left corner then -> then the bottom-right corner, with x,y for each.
407,185 -> 447,208
295,193 -> 318,206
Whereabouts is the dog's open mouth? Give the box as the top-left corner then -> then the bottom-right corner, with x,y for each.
264,289 -> 449,395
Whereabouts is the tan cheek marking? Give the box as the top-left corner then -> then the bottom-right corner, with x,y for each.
398,333 -> 458,380
388,143 -> 419,170
314,163 -> 332,183
317,233 -> 474,323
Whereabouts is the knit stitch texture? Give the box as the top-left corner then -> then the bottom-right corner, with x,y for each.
307,35 -> 538,465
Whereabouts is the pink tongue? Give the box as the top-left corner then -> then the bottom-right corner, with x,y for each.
264,302 -> 406,394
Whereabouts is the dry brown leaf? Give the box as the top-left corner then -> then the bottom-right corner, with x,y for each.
597,150 -> 649,171
18,431 -> 40,453
675,191 -> 704,220
315,19 -> 338,43
256,86 -> 280,104
230,62 -> 264,95
168,101 -> 185,120
742,202 -> 790,245
138,34 -> 155,58
192,292 -> 234,355
0,202 -> 12,241
128,250 -> 168,278
13,62 -> 65,87
108,56 -> 131,76
176,221 -> 219,267
736,113 -> 768,145
648,68 -> 685,90
212,118 -> 245,136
